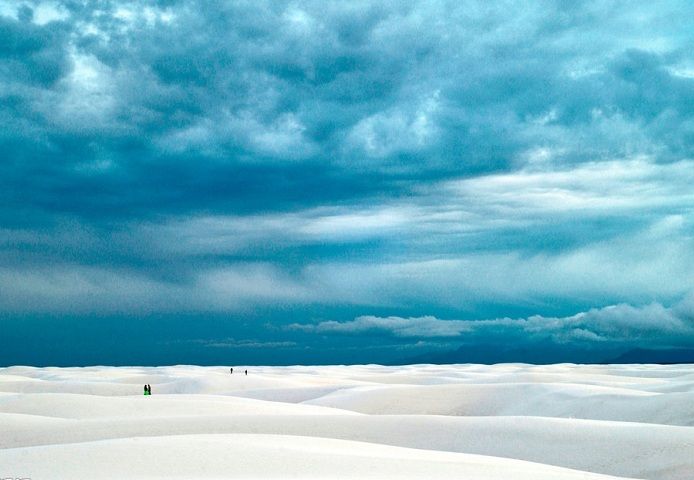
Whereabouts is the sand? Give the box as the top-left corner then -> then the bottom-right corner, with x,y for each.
1,363 -> 693,479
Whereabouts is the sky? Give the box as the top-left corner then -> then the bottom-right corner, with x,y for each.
1,0 -> 693,365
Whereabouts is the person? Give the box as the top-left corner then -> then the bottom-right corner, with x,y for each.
230,367 -> 233,374
147,384 -> 152,395
244,369 -> 247,375
143,384 -> 148,395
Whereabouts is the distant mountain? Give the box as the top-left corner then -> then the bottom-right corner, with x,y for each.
605,348 -> 694,364
394,344 -> 694,365
394,343 -> 606,365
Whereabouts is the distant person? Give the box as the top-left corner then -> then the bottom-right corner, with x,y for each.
245,370 -> 247,376
230,367 -> 233,374
148,384 -> 152,395
144,384 -> 148,395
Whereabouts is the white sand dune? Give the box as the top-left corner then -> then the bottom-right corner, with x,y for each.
1,364 -> 692,479
1,434 -> 631,480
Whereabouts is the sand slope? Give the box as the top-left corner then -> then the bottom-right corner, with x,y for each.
1,364 -> 692,479
1,434 -> 632,480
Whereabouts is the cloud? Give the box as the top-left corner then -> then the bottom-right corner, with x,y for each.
140,157 -> 693,256
0,263 -> 314,314
300,215 -> 693,309
291,315 -> 472,337
290,296 -> 694,349
0,0 -> 693,327
2,0 -> 693,222
0,155 -> 692,315
180,338 -> 298,349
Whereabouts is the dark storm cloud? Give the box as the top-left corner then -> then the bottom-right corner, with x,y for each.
0,0 -> 693,331
3,1 -> 693,219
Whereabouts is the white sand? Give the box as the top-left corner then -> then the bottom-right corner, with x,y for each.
1,364 -> 693,479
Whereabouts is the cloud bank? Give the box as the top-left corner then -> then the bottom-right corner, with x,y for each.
1,1 -> 693,361
291,295 -> 694,350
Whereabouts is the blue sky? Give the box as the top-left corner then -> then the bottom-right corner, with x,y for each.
1,0 -> 693,365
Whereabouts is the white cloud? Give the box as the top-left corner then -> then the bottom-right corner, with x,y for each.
301,219 -> 693,307
443,158 -> 694,216
244,113 -> 315,158
291,315 -> 472,337
0,263 -> 314,314
290,297 -> 694,347
158,111 -> 316,160
32,2 -> 69,25
348,91 -> 441,159
42,48 -> 117,130
145,157 -> 694,252
199,264 -> 313,306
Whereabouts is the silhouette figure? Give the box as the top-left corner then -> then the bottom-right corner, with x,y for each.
245,370 -> 247,375
230,367 -> 233,374
147,384 -> 151,395
143,384 -> 148,395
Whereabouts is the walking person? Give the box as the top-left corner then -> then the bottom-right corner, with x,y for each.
143,384 -> 148,395
244,369 -> 247,376
230,367 -> 233,374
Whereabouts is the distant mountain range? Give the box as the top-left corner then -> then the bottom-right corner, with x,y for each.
605,348 -> 694,364
395,345 -> 694,365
